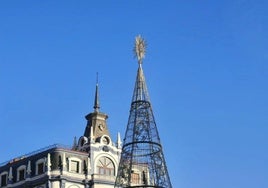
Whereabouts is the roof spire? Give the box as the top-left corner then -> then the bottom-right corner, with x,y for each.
116,132 -> 122,149
93,72 -> 100,112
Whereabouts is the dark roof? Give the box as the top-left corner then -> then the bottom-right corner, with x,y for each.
0,143 -> 71,167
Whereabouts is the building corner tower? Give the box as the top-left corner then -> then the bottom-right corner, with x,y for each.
115,36 -> 172,188
75,80 -> 122,188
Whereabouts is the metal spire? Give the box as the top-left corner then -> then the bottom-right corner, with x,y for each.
132,35 -> 150,102
115,36 -> 172,188
93,72 -> 100,112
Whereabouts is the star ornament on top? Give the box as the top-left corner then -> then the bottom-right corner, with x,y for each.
134,35 -> 146,65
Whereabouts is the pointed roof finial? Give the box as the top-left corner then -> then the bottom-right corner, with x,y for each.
117,132 -> 122,149
93,72 -> 100,112
134,35 -> 146,65
8,167 -> 13,181
27,160 -> 31,175
72,136 -> 77,150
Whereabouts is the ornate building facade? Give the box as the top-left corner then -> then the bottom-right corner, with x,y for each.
0,83 -> 122,188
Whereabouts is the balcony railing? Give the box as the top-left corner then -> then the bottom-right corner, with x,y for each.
0,143 -> 71,167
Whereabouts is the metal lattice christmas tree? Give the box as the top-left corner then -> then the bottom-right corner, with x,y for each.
115,36 -> 172,188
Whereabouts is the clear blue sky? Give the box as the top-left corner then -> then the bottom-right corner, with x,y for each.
0,1 -> 267,187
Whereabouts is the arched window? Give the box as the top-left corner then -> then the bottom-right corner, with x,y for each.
0,171 -> 8,187
96,157 -> 115,176
17,165 -> 26,181
68,185 -> 80,188
35,158 -> 46,175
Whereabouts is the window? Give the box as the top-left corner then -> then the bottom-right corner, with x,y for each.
36,158 -> 46,175
131,173 -> 140,184
1,173 -> 7,187
70,160 -> 79,173
96,157 -> 115,176
18,169 -> 25,181
68,157 -> 81,173
37,163 -> 44,175
17,165 -> 26,181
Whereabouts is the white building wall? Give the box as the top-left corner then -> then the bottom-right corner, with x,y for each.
51,181 -> 60,188
93,184 -> 114,188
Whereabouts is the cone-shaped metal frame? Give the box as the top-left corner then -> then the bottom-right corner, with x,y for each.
115,65 -> 172,188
